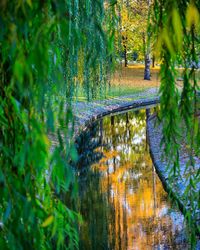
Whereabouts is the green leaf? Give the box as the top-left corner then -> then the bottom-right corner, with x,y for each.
70,145 -> 78,162
3,201 -> 12,222
110,0 -> 117,6
47,107 -> 54,132
14,60 -> 24,84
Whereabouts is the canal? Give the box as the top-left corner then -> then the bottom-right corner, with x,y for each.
76,108 -> 188,250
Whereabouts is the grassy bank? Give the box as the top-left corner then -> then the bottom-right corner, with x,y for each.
109,65 -> 160,97
76,65 -> 160,101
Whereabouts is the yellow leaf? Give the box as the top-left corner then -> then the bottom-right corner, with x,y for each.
186,3 -> 199,30
41,215 -> 54,227
154,35 -> 162,58
26,0 -> 32,8
172,9 -> 183,51
162,28 -> 175,57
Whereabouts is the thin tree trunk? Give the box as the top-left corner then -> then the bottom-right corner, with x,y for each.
124,44 -> 128,67
122,35 -> 128,67
144,53 -> 151,80
152,54 -> 155,68
144,0 -> 151,80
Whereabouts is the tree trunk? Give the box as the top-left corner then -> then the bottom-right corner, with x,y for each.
144,0 -> 151,80
126,113 -> 129,125
144,53 -> 151,80
152,55 -> 155,68
124,45 -> 128,67
122,35 -> 128,67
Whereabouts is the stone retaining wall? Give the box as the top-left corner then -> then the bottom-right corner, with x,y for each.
147,113 -> 200,236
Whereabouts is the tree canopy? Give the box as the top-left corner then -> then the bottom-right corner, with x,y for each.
120,0 -> 150,63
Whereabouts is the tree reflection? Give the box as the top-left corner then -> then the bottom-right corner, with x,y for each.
76,109 -> 188,250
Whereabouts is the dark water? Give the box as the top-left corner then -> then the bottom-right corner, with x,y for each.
76,109 -> 188,250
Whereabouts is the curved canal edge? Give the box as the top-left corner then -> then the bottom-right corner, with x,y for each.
74,96 -> 160,139
146,111 -> 200,238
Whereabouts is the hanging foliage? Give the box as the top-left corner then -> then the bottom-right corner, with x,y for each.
0,0 -> 118,249
152,0 -> 200,247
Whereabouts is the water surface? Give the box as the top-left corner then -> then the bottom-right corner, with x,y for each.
76,109 -> 188,250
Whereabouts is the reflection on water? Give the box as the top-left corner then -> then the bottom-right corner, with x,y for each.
76,109 -> 188,250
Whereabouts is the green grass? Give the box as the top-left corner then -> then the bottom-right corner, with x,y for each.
74,65 -> 160,101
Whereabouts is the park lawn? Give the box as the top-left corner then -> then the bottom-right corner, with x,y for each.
111,64 -> 200,94
76,65 -> 160,101
110,65 -> 160,95
75,64 -> 199,101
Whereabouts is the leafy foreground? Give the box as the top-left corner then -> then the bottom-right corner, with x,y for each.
0,1 -> 117,249
153,1 -> 200,248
